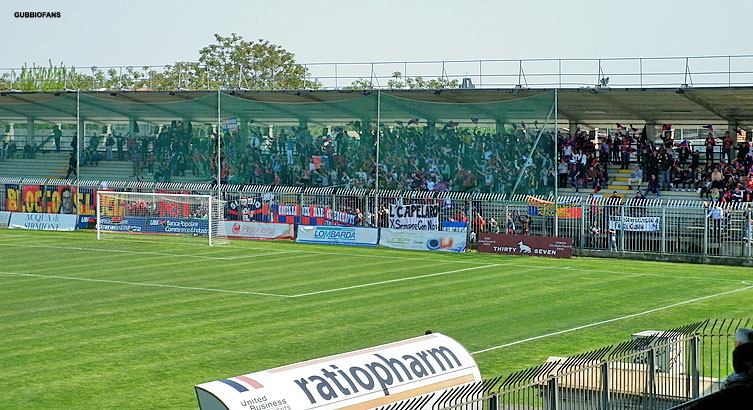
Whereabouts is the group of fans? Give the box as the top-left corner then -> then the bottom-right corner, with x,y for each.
559,125 -> 753,202
4,119 -> 748,204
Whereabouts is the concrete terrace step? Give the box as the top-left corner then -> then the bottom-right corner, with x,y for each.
0,156 -> 210,183
559,187 -> 703,201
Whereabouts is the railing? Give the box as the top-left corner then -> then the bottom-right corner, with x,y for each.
3,55 -> 753,91
434,319 -> 747,410
0,178 -> 750,263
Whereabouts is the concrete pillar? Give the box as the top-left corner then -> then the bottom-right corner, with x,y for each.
495,119 -> 504,136
568,120 -> 578,136
26,118 -> 35,145
298,119 -> 308,130
128,118 -> 137,136
7,122 -> 14,143
237,118 -> 249,151
77,117 -> 85,156
644,121 -> 657,142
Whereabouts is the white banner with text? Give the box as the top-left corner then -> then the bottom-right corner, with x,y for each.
296,225 -> 378,247
389,204 -> 439,231
608,216 -> 660,232
0,211 -> 10,228
9,212 -> 77,231
379,228 -> 466,252
224,221 -> 294,240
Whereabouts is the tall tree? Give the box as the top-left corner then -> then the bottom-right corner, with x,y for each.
197,33 -> 318,90
1,35 -> 318,91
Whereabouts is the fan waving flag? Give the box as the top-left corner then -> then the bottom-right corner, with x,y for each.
662,124 -> 672,132
471,117 -> 479,125
703,124 -> 714,131
407,118 -> 420,125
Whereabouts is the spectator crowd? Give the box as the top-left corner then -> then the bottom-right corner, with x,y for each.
558,125 -> 753,203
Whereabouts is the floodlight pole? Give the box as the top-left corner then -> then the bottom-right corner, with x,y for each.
554,89 -> 559,236
76,90 -> 81,216
375,90 -> 381,192
375,90 -> 381,222
217,90 -> 222,200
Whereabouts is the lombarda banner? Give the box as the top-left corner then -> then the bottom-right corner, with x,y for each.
195,333 -> 482,410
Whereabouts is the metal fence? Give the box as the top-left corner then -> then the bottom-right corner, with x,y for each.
4,54 -> 753,90
0,178 -> 751,262
429,319 -> 747,410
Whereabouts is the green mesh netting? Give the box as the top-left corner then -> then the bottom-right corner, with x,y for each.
0,90 -> 556,194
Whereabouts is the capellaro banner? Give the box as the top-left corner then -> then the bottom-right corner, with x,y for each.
608,216 -> 660,232
295,225 -> 377,247
9,212 -> 77,231
195,333 -> 482,410
0,211 -> 11,228
478,234 -> 572,259
389,204 -> 439,231
224,222 -> 294,240
379,229 -> 467,253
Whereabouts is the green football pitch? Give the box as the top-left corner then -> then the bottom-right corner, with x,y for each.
1,230 -> 752,410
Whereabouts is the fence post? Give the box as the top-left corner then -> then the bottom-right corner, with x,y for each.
703,214 -> 709,256
661,207 -> 666,254
488,393 -> 497,410
579,203 -> 585,250
547,377 -> 559,410
691,334 -> 700,399
601,361 -> 610,410
747,208 -> 752,260
620,203 -> 626,251
647,347 -> 656,408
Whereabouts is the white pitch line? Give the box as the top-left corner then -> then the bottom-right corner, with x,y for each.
471,283 -> 753,355
0,271 -> 292,298
289,264 -> 502,298
501,263 -> 751,283
0,242 -> 292,261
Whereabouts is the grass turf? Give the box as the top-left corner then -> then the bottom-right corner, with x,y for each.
1,229 -> 751,409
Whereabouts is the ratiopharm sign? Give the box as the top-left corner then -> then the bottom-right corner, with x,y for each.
195,333 -> 481,410
296,226 -> 378,247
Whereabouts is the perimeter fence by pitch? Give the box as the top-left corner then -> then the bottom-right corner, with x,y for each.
0,178 -> 750,263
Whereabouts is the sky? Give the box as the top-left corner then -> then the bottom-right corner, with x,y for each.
2,0 -> 752,86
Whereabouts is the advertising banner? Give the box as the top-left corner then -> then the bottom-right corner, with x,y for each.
608,216 -> 660,232
0,211 -> 11,228
97,216 -> 208,235
195,333 -> 482,410
224,221 -> 294,240
389,204 -> 439,230
96,215 -> 145,233
296,225 -> 377,247
478,234 -> 572,258
9,212 -> 78,231
77,215 -> 96,229
379,229 -> 466,253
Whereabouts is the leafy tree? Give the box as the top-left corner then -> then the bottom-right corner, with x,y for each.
196,33 -> 318,90
2,34 -> 319,91
348,71 -> 459,90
